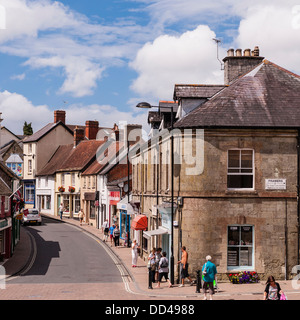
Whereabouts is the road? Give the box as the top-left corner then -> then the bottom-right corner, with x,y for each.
1,217 -> 132,300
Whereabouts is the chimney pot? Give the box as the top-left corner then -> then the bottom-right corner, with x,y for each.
253,46 -> 260,57
227,48 -> 234,57
244,49 -> 251,56
235,49 -> 242,57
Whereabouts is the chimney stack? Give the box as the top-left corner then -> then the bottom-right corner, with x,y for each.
223,46 -> 264,85
74,126 -> 85,147
85,120 -> 99,140
54,110 -> 66,125
125,124 -> 142,147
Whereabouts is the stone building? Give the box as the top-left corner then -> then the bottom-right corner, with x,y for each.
132,47 -> 300,281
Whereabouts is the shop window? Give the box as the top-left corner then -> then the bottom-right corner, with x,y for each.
25,184 -> 35,204
63,195 -> 69,212
74,195 -> 80,214
227,225 -> 254,269
46,196 -> 51,210
227,149 -> 254,189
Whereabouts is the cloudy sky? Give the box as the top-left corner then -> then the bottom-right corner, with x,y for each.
0,0 -> 299,134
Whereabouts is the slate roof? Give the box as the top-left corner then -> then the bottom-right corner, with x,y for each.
173,84 -> 226,100
174,60 -> 300,129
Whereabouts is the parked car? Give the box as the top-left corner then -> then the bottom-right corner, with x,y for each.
22,209 -> 42,226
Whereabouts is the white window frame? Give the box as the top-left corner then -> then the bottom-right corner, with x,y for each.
227,149 -> 255,191
227,225 -> 255,270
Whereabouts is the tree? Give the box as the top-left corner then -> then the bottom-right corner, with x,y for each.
23,121 -> 33,136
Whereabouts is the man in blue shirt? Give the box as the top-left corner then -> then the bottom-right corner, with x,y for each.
109,224 -> 115,247
202,255 -> 217,300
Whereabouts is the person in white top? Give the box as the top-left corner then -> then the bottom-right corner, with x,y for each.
155,251 -> 172,288
131,239 -> 140,267
102,219 -> 109,242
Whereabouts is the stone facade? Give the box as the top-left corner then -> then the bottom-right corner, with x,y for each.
132,128 -> 299,281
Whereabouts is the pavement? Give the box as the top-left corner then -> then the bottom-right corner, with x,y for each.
2,213 -> 300,300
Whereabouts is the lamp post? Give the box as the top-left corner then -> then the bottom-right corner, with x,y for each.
136,102 -> 175,285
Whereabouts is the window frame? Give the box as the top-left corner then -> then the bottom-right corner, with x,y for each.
227,225 -> 255,270
227,149 -> 255,191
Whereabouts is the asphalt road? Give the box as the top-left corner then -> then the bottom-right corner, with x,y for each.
10,217 -> 122,285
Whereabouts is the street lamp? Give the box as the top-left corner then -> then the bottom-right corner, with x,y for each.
136,102 -> 175,285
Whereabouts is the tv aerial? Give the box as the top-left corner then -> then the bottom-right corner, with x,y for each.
212,38 -> 224,70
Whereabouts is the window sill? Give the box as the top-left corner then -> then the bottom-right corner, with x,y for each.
226,189 -> 258,195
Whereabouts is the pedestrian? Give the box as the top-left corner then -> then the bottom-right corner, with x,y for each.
102,219 -> 109,242
79,208 -> 85,226
148,248 -> 156,284
155,247 -> 162,281
177,246 -> 194,287
202,255 -> 217,300
113,224 -> 120,247
263,275 -> 283,300
155,252 -> 172,288
109,224 -> 115,247
131,239 -> 140,267
59,203 -> 64,220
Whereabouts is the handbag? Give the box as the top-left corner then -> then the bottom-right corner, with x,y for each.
280,292 -> 287,300
150,263 -> 156,271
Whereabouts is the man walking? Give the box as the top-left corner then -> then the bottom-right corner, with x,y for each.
59,203 -> 64,220
177,246 -> 194,287
202,255 -> 217,300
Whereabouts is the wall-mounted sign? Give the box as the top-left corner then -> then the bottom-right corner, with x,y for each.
265,179 -> 286,190
109,191 -> 120,205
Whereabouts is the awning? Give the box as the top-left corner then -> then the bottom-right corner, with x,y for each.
143,227 -> 170,239
131,215 -> 147,231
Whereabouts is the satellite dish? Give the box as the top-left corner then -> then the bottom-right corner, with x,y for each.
124,184 -> 128,192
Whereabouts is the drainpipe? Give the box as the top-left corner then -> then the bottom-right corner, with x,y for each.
297,129 -> 300,266
285,198 -> 288,280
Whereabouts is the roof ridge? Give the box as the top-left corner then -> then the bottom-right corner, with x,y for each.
263,59 -> 300,79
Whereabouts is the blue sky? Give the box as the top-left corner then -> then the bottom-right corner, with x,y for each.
0,0 -> 299,135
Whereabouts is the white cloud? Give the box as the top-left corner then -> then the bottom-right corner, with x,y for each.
130,25 -> 225,100
0,0 -> 151,98
10,73 -> 25,80
236,4 -> 300,74
0,90 -> 149,135
25,56 -> 104,97
0,90 -> 51,133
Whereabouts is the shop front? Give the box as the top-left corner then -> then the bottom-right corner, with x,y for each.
83,192 -> 97,226
57,192 -> 80,218
0,218 -> 12,260
108,190 -> 120,226
142,202 -> 176,260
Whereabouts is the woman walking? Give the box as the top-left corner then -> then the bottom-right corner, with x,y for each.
131,240 -> 140,267
263,276 -> 283,300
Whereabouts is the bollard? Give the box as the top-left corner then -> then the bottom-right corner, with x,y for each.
196,270 -> 202,293
148,267 -> 153,289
